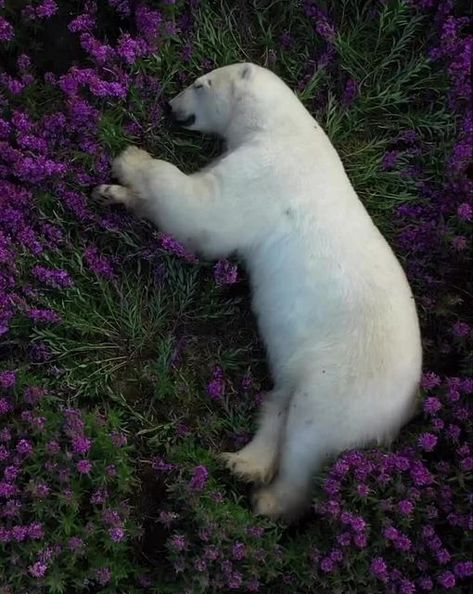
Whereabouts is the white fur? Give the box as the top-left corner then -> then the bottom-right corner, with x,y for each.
94,63 -> 422,520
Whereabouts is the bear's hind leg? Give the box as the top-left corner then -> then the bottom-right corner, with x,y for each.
252,387 -> 331,520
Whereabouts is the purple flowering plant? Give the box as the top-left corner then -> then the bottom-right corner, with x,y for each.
0,0 -> 472,592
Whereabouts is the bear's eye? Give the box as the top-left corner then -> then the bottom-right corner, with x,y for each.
194,83 -> 204,90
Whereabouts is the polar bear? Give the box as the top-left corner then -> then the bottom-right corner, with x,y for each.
94,63 -> 422,520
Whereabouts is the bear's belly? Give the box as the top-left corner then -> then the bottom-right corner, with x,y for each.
245,229 -> 421,387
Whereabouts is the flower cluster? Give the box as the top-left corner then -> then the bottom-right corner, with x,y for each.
0,374 -> 139,590
310,377 -> 472,591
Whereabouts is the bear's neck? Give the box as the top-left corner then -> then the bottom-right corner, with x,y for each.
224,97 -> 314,150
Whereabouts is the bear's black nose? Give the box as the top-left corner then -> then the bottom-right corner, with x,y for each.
163,101 -> 173,117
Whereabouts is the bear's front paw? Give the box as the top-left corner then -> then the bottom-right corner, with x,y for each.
91,184 -> 135,206
112,146 -> 152,185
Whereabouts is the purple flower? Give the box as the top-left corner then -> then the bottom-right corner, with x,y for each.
16,439 -> 33,456
204,545 -> 219,561
0,467 -> 15,492
395,534 -> 412,551
437,548 -> 451,564
151,457 -> 175,472
454,561 -> 473,578
158,511 -> 178,527
350,516 -> 367,533
10,525 -> 27,541
95,567 -> 112,585
111,431 -> 127,447
410,460 -> 433,485
182,44 -> 193,62
446,424 -> 461,440
418,432 -> 438,451
46,441 -> 61,455
169,534 -> 188,551
214,259 -> 239,286
102,509 -> 122,527
160,234 -> 198,263
323,478 -> 340,496
68,14 -> 96,33
32,482 -> 50,499
28,308 -> 61,324
0,428 -> 11,443
117,33 -> 145,64
83,245 -> 115,279
35,0 -> 58,18
329,549 -> 343,562
0,398 -> 12,415
135,5 -> 163,41
0,446 -> 10,461
382,150 -> 399,170
189,465 -> 209,492
418,577 -> 433,591
228,571 -> 243,589
27,522 -> 44,540
343,79 -> 359,106
68,536 -> 85,552
353,532 -> 368,548
280,31 -> 295,49
398,500 -> 415,515
28,561 -> 48,578
424,397 -> 442,414
399,579 -> 416,594
194,558 -> 207,572
457,202 -> 472,221
80,33 -> 113,64
109,0 -> 131,16
24,386 -> 47,405
91,488 -> 108,505
3,499 -> 21,518
383,526 -> 399,541
207,366 -> 225,400
320,557 -> 335,573
357,483 -> 370,497
232,542 -> 247,560
0,17 -> 14,42
71,435 -> 92,455
32,265 -> 73,288
247,577 -> 261,592
452,235 -> 468,250
337,532 -> 351,547
109,526 -> 125,542
421,372 -> 441,390
452,321 -> 471,337
105,464 -> 117,478
0,370 -> 16,389
76,459 -> 92,474
247,526 -> 264,539
438,571 -> 456,589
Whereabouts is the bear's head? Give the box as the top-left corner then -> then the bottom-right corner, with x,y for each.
167,63 -> 302,141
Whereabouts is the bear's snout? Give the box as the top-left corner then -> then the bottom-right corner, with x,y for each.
166,102 -> 196,127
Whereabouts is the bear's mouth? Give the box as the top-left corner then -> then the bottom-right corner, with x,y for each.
174,113 -> 196,127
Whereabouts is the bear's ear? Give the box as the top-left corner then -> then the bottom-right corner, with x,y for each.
240,64 -> 255,80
